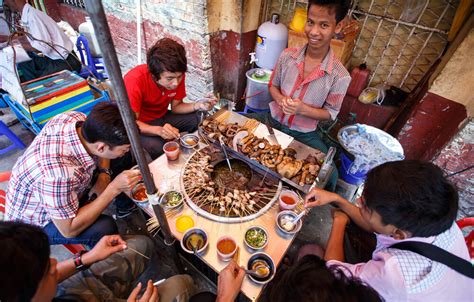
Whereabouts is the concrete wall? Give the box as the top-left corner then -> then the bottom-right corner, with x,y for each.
429,28 -> 474,116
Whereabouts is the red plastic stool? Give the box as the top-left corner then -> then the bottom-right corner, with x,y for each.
456,217 -> 474,260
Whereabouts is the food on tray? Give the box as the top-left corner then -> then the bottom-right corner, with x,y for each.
245,227 -> 268,249
200,116 -> 324,186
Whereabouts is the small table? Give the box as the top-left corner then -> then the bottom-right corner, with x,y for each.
142,150 -> 298,301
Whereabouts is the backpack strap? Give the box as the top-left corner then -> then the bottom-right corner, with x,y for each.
391,241 -> 474,279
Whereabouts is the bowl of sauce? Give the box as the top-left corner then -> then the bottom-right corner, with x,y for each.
278,189 -> 299,211
180,133 -> 200,149
161,190 -> 184,210
131,182 -> 148,206
247,252 -> 275,284
163,141 -> 180,161
216,236 -> 237,261
181,227 -> 208,255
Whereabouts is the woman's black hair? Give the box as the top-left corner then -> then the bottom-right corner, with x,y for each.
266,255 -> 383,302
0,221 -> 51,302
363,160 -> 459,237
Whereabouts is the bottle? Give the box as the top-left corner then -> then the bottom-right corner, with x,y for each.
255,14 -> 288,70
78,16 -> 101,57
347,64 -> 370,98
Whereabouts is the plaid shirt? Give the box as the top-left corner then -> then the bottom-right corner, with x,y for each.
6,112 -> 97,227
269,45 -> 351,133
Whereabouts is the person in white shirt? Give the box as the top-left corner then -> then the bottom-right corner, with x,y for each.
2,0 -> 81,81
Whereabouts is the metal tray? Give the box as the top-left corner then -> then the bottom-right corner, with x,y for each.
199,109 -> 331,193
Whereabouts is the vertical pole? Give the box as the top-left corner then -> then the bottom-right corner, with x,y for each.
83,0 -> 175,246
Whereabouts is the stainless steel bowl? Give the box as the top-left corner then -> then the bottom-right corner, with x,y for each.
247,252 -> 275,284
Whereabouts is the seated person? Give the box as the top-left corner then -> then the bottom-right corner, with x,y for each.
196,256 -> 381,302
6,103 -> 141,247
0,221 -> 195,302
247,0 -> 352,190
303,160 -> 472,301
2,0 -> 81,81
124,38 -> 216,159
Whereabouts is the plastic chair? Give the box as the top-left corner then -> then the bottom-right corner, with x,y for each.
0,171 -> 86,254
0,121 -> 26,155
76,35 -> 108,80
456,217 -> 474,260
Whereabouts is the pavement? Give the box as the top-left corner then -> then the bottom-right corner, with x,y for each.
0,112 -> 334,300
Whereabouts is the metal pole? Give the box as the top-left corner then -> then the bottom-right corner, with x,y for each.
84,0 -> 175,246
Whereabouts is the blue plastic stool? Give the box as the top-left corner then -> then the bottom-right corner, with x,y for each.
76,35 -> 108,80
0,121 -> 26,155
242,104 -> 270,114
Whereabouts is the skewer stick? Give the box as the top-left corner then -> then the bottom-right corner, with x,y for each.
128,246 -> 151,260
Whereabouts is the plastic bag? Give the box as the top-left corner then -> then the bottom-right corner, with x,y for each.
358,84 -> 386,105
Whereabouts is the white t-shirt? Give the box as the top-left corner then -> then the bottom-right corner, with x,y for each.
20,4 -> 72,60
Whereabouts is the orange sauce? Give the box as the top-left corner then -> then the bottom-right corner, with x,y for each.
165,145 -> 178,152
133,187 -> 147,201
281,195 -> 296,205
217,238 -> 236,254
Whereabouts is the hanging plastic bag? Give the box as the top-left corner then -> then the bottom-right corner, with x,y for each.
358,84 -> 386,105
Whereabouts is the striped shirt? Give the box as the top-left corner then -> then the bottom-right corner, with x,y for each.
269,45 -> 351,133
6,112 -> 97,227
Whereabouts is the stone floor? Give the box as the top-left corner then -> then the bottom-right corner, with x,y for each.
0,111 -> 334,300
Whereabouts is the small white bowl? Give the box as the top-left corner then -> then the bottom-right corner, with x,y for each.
216,236 -> 238,262
276,210 -> 302,235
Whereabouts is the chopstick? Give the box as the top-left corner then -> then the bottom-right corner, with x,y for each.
128,246 -> 151,260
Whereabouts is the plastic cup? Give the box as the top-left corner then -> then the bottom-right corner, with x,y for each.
279,190 -> 299,211
163,141 -> 180,161
216,236 -> 237,262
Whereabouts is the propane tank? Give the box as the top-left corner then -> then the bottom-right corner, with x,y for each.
78,16 -> 101,57
255,13 -> 288,70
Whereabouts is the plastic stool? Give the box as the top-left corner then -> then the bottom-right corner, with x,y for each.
76,35 -> 108,80
243,104 -> 270,114
0,121 -> 26,155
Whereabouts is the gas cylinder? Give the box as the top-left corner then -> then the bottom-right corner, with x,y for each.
78,16 -> 101,57
347,64 -> 370,97
255,14 -> 288,70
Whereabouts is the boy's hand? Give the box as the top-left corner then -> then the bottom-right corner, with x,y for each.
109,170 -> 141,194
83,235 -> 127,265
127,280 -> 159,302
157,123 -> 179,139
304,187 -> 340,208
332,209 -> 350,225
282,98 -> 304,115
216,260 -> 245,302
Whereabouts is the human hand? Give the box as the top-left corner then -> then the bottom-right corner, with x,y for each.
82,235 -> 127,265
109,170 -> 141,194
282,98 -> 304,115
304,187 -> 340,208
127,280 -> 159,302
216,260 -> 245,302
332,208 -> 350,225
157,123 -> 179,140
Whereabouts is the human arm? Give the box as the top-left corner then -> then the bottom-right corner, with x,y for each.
88,158 -> 112,198
56,235 -> 127,282
136,119 -> 179,140
304,188 -> 374,233
324,210 -> 350,261
46,170 -> 141,238
216,260 -> 246,302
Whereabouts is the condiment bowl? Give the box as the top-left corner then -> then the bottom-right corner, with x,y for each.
131,182 -> 148,207
180,133 -> 200,149
247,252 -> 275,284
244,226 -> 268,250
160,190 -> 184,210
276,210 -> 302,236
181,227 -> 208,255
216,236 -> 237,261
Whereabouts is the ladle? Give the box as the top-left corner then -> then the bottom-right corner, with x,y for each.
245,263 -> 270,278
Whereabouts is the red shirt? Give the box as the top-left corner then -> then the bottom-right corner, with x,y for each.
124,64 -> 186,122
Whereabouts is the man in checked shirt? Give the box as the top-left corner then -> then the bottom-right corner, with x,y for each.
249,0 -> 352,190
6,102 -> 142,247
